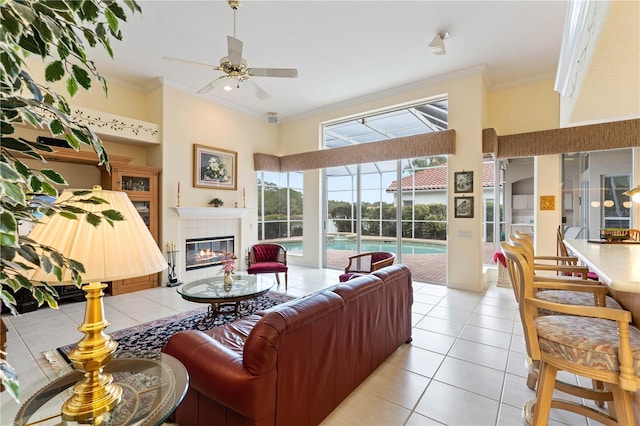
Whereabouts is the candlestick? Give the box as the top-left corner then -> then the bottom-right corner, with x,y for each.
242,186 -> 246,208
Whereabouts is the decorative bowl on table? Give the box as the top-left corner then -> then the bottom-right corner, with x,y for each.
599,228 -> 630,241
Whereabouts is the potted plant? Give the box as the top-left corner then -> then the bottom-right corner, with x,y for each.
0,0 -> 140,402
209,197 -> 224,207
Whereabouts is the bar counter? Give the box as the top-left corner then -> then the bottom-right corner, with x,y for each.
563,238 -> 640,419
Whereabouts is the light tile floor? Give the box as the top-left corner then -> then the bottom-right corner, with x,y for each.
1,266 -> 606,425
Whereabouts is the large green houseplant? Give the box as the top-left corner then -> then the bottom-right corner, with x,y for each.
0,0 -> 140,402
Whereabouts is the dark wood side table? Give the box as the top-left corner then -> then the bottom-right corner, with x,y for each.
14,353 -> 188,425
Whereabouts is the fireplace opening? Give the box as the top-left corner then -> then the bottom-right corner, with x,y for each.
186,236 -> 234,271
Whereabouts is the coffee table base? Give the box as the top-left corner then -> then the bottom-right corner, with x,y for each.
197,299 -> 261,329
178,275 -> 275,330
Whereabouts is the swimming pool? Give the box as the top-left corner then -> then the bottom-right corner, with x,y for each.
280,239 -> 447,255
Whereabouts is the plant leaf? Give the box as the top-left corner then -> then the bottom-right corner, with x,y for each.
104,8 -> 118,33
102,209 -> 124,221
49,119 -> 64,135
71,64 -> 91,90
41,169 -> 66,184
81,0 -> 100,20
45,61 -> 65,82
0,162 -> 22,181
66,76 -> 78,97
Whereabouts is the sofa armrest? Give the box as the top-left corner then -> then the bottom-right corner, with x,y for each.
162,330 -> 277,420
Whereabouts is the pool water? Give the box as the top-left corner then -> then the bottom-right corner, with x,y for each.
281,239 -> 446,255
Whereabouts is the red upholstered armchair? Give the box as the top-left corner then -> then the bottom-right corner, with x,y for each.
247,243 -> 288,290
339,251 -> 395,282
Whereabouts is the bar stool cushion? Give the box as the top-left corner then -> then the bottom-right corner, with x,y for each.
536,290 -> 623,310
535,315 -> 640,375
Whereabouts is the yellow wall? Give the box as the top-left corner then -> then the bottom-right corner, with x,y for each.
159,85 -> 280,264
24,57 -> 150,121
487,79 -> 559,135
568,0 -> 640,125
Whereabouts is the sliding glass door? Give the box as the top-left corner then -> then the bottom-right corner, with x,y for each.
324,157 -> 448,285
562,149 -> 633,239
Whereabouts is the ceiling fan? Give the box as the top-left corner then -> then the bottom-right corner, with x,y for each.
163,0 -> 298,100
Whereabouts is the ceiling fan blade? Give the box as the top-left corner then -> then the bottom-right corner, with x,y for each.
227,36 -> 243,66
243,78 -> 271,100
163,56 -> 218,70
197,76 -> 230,94
248,68 -> 299,78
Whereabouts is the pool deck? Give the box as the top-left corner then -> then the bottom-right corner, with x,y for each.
281,238 -> 498,285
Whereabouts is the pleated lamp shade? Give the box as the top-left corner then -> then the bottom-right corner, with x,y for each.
29,187 -> 167,284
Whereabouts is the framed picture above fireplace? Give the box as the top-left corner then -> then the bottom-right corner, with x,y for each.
193,144 -> 237,190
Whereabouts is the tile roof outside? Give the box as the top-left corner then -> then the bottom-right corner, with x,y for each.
387,162 -> 503,192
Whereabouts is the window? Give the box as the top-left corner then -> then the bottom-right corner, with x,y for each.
602,174 -> 631,228
321,99 -> 450,284
562,148 -> 633,239
257,171 -> 303,252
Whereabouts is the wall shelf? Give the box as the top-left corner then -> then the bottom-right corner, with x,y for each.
173,207 -> 249,219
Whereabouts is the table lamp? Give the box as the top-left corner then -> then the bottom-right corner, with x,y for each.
28,186 -> 167,423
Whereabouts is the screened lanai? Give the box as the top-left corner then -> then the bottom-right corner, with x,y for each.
258,98 -> 504,284
322,100 -> 455,285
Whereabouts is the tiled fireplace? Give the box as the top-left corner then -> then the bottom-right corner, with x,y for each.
174,207 -> 247,283
185,235 -> 234,271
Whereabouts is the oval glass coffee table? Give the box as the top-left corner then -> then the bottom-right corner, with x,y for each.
178,274 -> 274,327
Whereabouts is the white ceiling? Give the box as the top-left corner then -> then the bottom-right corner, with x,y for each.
93,0 -> 568,122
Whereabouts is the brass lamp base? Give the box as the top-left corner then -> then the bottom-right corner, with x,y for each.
61,282 -> 121,423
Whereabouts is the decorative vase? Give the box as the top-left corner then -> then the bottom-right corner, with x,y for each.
223,272 -> 233,291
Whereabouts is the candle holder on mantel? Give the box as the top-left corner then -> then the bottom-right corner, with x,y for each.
176,192 -> 181,208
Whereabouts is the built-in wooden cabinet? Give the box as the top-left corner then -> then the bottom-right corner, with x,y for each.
101,165 -> 162,295
18,146 -> 164,299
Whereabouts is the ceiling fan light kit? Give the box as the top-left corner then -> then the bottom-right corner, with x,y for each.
164,0 -> 298,100
429,31 -> 450,55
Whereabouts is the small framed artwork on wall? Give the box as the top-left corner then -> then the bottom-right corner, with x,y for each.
193,144 -> 237,190
454,196 -> 474,218
454,171 -> 473,193
540,195 -> 555,211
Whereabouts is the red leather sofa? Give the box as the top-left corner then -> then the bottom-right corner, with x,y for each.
162,264 -> 413,426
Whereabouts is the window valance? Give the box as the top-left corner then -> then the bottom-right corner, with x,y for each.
254,130 -> 456,172
484,118 -> 639,159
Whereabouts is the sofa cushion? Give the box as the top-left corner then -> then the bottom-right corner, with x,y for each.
536,315 -> 640,375
244,291 -> 344,376
204,313 -> 263,354
247,262 -> 287,274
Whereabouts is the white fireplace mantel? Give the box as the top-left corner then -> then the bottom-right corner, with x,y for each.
173,207 -> 249,219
